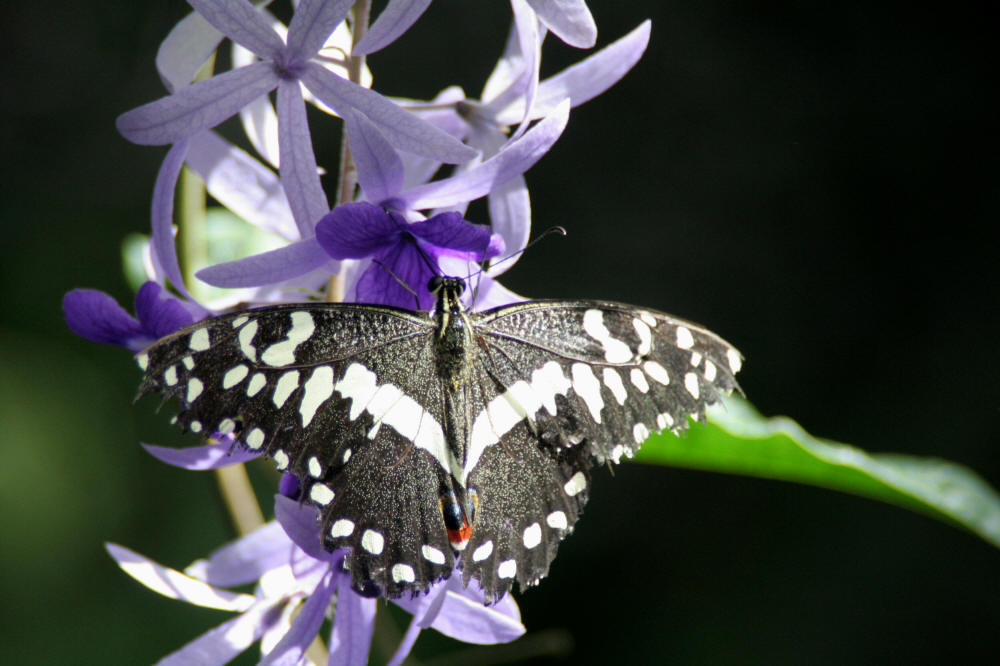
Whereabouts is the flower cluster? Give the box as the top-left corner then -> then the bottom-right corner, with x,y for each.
65,0 -> 649,662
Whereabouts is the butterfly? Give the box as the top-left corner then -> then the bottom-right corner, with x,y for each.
137,276 -> 742,603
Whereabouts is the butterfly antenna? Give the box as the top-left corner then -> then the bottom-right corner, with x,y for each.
465,226 -> 568,282
371,259 -> 421,310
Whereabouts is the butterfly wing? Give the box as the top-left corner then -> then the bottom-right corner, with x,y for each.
460,300 -> 742,601
136,303 -> 460,597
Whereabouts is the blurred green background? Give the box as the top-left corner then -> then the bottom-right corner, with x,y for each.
1,1 -> 996,664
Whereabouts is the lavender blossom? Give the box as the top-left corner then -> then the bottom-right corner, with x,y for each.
63,282 -> 202,352
106,496 -> 524,664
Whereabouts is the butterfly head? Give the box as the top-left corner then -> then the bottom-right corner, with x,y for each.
428,276 -> 467,315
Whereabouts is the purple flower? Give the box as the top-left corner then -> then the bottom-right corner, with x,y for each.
106,497 -> 524,664
63,282 -> 202,352
315,202 -> 503,310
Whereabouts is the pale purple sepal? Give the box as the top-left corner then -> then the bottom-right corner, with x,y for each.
156,10 -> 224,91
494,20 -> 650,125
402,99 -> 569,210
117,62 -> 280,146
184,131 -> 298,239
465,272 -> 527,310
158,599 -> 281,665
486,175 -> 531,273
328,584 -> 377,666
273,495 -> 334,562
260,569 -> 337,666
188,0 -> 284,59
527,0 -> 597,48
141,442 -> 262,470
299,61 -> 476,164
345,110 -> 406,204
285,0 -> 353,60
277,79 -> 330,237
187,522 -> 294,587
392,576 -> 525,645
151,140 -> 193,299
353,0 -> 432,55
195,236 -> 330,288
506,0 -> 541,141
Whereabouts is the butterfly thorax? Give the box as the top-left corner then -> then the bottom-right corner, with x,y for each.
432,278 -> 475,391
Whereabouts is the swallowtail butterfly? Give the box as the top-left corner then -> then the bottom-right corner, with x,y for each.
136,277 -> 742,603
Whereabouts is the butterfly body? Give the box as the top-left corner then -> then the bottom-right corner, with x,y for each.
137,278 -> 742,603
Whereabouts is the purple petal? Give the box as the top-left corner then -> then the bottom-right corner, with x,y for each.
159,600 -> 279,665
496,20 -> 651,125
188,0 -> 284,59
151,140 -> 193,300
353,0 -> 432,55
117,61 -> 279,145
328,577 -> 377,666
355,241 -> 433,309
410,213 -> 500,260
279,473 -> 300,499
285,0 -> 353,59
195,237 -> 331,288
527,0 -> 597,48
345,111 -> 406,204
425,579 -> 524,644
259,569 -> 336,666
402,100 -> 569,210
190,522 -> 295,588
299,61 -> 476,164
277,79 -> 330,237
273,495 -> 333,562
487,176 -> 531,274
157,10 -> 225,91
134,281 -> 196,338
387,618 -> 422,666
141,442 -> 261,470
185,131 -> 298,239
63,289 -> 144,349
315,202 -> 401,259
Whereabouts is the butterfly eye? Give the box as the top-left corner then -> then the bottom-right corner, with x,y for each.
428,276 -> 444,293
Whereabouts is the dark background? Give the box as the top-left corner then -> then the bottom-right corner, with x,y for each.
1,1 -> 996,664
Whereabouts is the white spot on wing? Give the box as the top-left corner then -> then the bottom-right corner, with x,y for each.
602,367 -> 628,405
186,377 -> 203,402
640,311 -> 657,327
329,519 -> 354,538
261,311 -> 314,366
231,315 -> 249,328
684,372 -> 700,399
643,361 -> 670,385
675,326 -> 694,349
182,355 -> 195,370
547,511 -> 568,529
273,449 -> 289,470
190,420 -> 203,433
164,365 -> 178,386
421,544 -> 446,565
727,348 -> 743,373
246,372 -> 266,397
307,456 -> 322,478
245,427 -> 264,449
571,363 -> 604,423
629,368 -> 649,393
582,309 -> 633,363
633,318 -> 653,356
633,422 -> 650,443
238,320 -> 259,362
690,351 -> 703,368
300,366 -> 334,427
217,418 -> 236,434
222,364 -> 249,389
362,529 -> 384,555
272,370 -> 300,408
136,353 -> 148,370
497,559 -> 517,579
523,523 -> 542,549
309,483 -> 334,505
391,563 -> 415,584
471,540 -> 493,562
704,360 -> 717,382
189,328 -> 210,352
564,471 -> 586,497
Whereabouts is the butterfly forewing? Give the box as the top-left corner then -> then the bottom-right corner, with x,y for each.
136,285 -> 742,604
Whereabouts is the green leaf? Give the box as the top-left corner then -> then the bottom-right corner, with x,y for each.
634,397 -> 1000,548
